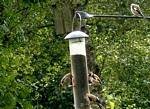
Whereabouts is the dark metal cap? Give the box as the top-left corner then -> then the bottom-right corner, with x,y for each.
65,31 -> 89,40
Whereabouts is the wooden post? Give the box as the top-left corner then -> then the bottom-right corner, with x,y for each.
65,31 -> 91,109
52,0 -> 81,35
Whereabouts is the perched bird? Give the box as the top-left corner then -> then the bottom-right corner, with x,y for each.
60,71 -> 101,87
88,71 -> 101,85
130,3 -> 144,17
60,73 -> 72,87
86,93 -> 106,109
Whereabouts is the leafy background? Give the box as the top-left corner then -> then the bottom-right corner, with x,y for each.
0,0 -> 150,109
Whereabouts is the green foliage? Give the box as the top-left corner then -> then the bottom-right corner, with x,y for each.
0,0 -> 150,109
86,1 -> 150,108
0,0 -> 72,108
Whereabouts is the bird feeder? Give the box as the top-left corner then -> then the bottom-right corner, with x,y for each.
65,31 -> 91,109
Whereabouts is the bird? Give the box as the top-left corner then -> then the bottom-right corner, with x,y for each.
88,71 -> 101,85
86,93 -> 106,109
60,73 -> 72,87
60,71 -> 101,87
130,3 -> 144,17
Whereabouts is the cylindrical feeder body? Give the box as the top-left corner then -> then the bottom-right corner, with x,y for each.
65,31 -> 90,109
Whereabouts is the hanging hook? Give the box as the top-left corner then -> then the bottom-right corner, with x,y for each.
72,11 -> 82,31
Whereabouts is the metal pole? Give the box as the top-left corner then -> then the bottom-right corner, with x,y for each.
65,31 -> 91,109
75,11 -> 150,19
93,15 -> 150,19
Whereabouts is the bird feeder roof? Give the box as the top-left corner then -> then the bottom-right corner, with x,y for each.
65,31 -> 89,40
